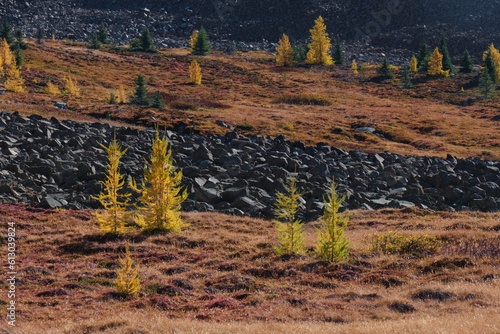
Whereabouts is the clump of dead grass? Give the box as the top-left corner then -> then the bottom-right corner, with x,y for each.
274,94 -> 332,106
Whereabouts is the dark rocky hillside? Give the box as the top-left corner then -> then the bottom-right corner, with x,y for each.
1,111 -> 499,216
2,0 -> 499,57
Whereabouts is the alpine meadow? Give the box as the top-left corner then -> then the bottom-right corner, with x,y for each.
0,1 -> 499,333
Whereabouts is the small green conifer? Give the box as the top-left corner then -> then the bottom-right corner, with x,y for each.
378,56 -> 394,79
142,28 -> 156,52
417,41 -> 431,71
97,22 -> 109,44
192,27 -> 211,56
0,19 -> 14,46
131,74 -> 150,105
439,35 -> 455,73
479,67 -> 494,98
14,30 -> 28,50
402,66 -> 414,88
89,34 -> 101,49
459,50 -> 473,73
152,91 -> 165,108
333,36 -> 345,65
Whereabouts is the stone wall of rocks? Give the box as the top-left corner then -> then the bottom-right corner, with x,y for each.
0,111 -> 499,219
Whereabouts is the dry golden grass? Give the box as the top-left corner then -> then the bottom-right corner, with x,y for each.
0,204 -> 498,333
1,39 -> 498,159
18,309 -> 500,334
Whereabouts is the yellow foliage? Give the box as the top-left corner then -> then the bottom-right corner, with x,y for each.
276,33 -> 294,67
45,81 -> 60,95
115,245 -> 140,298
389,64 -> 400,71
64,75 -> 80,96
189,60 -> 202,85
410,55 -> 418,73
189,30 -> 198,53
117,84 -> 127,103
92,138 -> 131,234
315,181 -> 350,263
306,16 -> 334,65
283,122 -> 294,131
0,39 -> 13,73
4,56 -> 25,93
371,231 -> 440,258
351,59 -> 358,75
130,128 -> 188,232
485,43 -> 500,81
361,63 -> 379,70
428,48 -> 449,77
274,177 -> 306,255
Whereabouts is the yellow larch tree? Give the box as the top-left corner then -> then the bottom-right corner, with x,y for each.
276,33 -> 294,67
0,38 -> 13,75
64,75 -> 80,96
93,137 -> 131,234
428,48 -> 449,77
45,81 -> 60,95
189,59 -> 202,85
4,56 -> 25,93
410,55 -> 418,73
315,181 -> 350,263
130,128 -> 188,232
351,59 -> 358,75
115,244 -> 140,298
306,16 -> 334,65
483,43 -> 500,82
189,30 -> 198,53
274,177 -> 306,255
117,84 -> 127,103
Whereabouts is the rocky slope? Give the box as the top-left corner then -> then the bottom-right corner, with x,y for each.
1,111 -> 498,218
3,0 -> 499,56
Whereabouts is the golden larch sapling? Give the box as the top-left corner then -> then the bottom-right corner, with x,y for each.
189,60 -> 202,85
114,244 -> 141,298
45,81 -> 60,95
276,33 -> 294,67
351,59 -> 358,75
130,128 -> 188,232
64,75 -> 80,96
428,48 -> 449,77
274,177 -> 306,255
306,16 -> 334,65
93,137 -> 131,234
410,55 -> 418,73
4,56 -> 25,93
189,30 -> 198,53
315,181 -> 350,262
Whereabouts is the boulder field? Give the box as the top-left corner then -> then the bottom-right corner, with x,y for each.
0,111 -> 499,219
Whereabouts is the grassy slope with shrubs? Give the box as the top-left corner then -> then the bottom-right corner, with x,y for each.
2,39 -> 499,159
1,39 -> 500,333
1,205 -> 498,333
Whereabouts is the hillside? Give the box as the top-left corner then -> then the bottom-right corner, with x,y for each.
0,13 -> 499,334
4,40 -> 500,160
2,204 -> 499,333
3,0 -> 500,56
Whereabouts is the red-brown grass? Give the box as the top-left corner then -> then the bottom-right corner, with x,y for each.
2,39 -> 498,159
0,204 -> 498,333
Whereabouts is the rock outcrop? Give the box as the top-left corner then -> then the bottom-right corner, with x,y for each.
1,111 -> 498,219
2,1 -> 499,57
